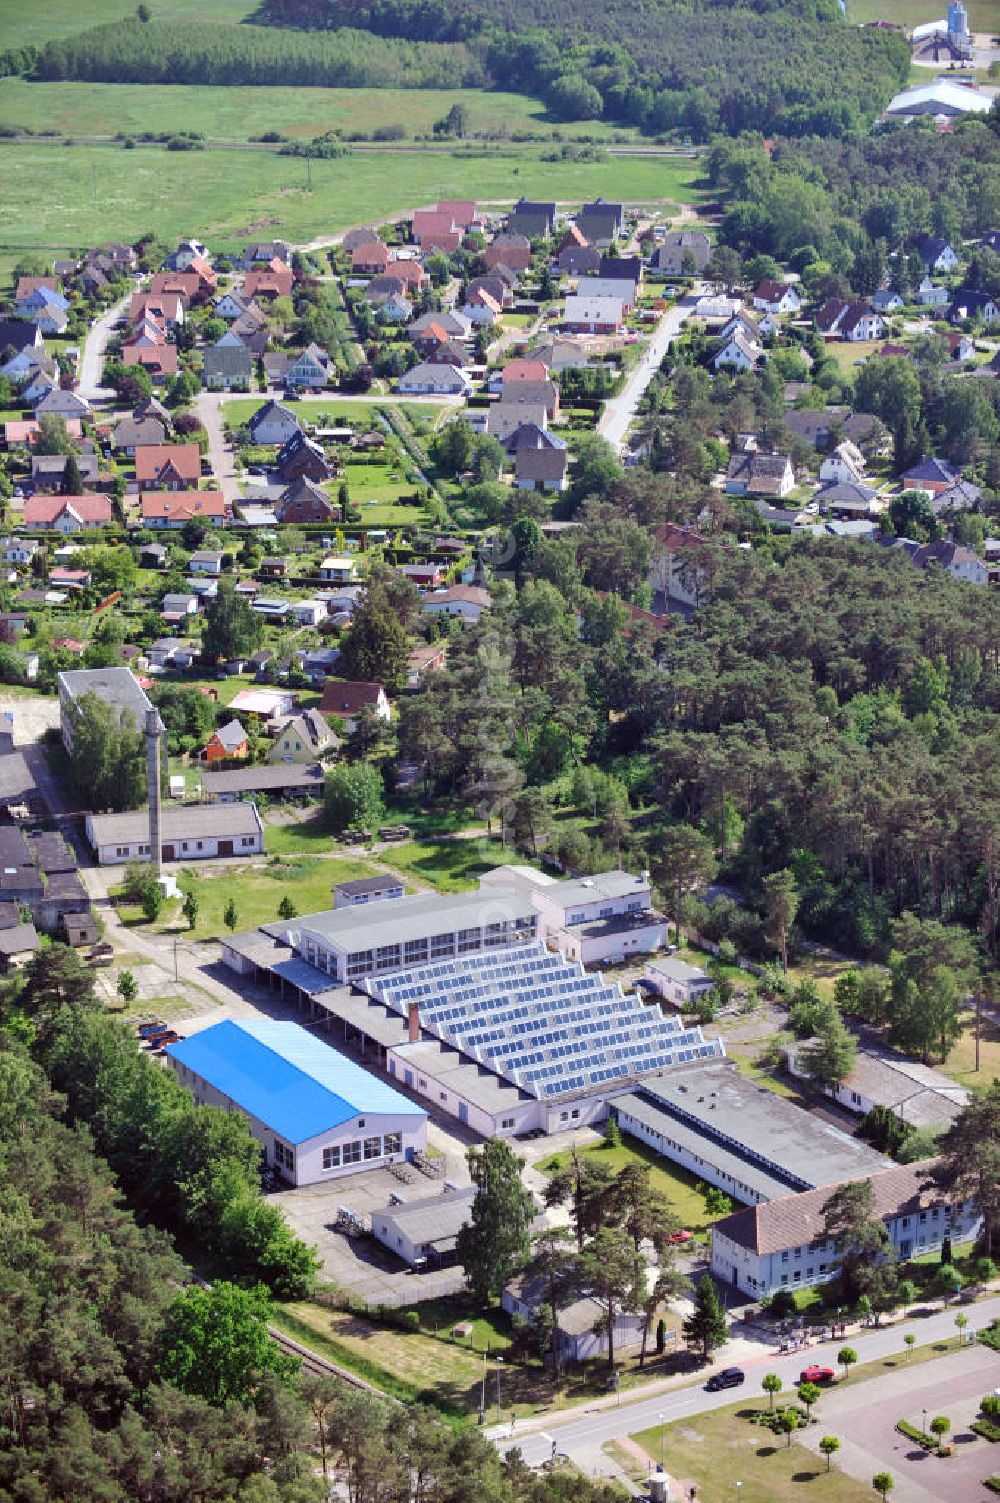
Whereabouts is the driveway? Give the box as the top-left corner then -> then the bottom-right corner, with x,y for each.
195,393 -> 241,503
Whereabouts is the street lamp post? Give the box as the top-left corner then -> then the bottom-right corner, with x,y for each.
658,1410 -> 665,1469
922,1408 -> 928,1440
496,1356 -> 504,1419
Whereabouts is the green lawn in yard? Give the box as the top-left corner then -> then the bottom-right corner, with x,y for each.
222,396 -> 452,427
539,1137 -> 716,1239
176,854 -> 378,937
261,810 -> 341,856
0,78 -> 633,143
0,0 -> 255,47
0,141 -> 701,254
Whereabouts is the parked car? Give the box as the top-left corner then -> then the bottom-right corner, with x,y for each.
799,1366 -> 835,1385
705,1367 -> 744,1392
667,1229 -> 694,1244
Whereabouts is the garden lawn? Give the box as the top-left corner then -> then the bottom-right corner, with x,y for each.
222,397 -> 451,427
0,141 -> 701,253
625,1406 -> 873,1503
539,1137 -> 715,1239
377,836 -> 514,893
0,78 -> 632,142
176,855 -> 378,938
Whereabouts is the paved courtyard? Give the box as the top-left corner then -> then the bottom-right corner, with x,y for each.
797,1342 -> 1000,1503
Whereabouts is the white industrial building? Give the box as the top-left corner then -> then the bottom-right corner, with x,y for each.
165,1019 -> 427,1186
290,887 -> 541,985
86,802 -> 264,864
371,1186 -> 475,1266
612,1065 -> 888,1205
479,866 -> 668,965
710,1160 -> 982,1300
644,955 -> 715,1009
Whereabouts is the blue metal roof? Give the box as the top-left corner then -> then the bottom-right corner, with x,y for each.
166,1019 -> 424,1144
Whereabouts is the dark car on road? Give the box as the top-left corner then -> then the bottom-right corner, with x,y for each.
705,1367 -> 745,1392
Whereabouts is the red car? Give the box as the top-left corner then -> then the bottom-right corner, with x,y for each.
668,1230 -> 694,1244
799,1365 -> 835,1385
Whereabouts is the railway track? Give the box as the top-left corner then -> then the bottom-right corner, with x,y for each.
268,1325 -> 381,1392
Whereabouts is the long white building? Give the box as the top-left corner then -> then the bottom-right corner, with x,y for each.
165,1019 -> 427,1186
710,1159 -> 982,1300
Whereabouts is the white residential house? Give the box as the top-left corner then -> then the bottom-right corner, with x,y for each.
188,550 -> 225,577
818,441 -> 866,486
421,585 -> 492,622
248,401 -> 301,447
916,276 -> 951,308
712,330 -> 763,372
647,523 -> 710,611
289,598 -> 326,627
752,280 -> 801,316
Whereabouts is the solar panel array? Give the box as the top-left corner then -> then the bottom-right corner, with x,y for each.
364,943 -> 724,1100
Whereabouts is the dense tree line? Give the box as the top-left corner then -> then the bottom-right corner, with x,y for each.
714,120 -> 1000,273
2,945 -> 319,1298
395,501 -> 1000,963
262,0 -> 909,138
35,20 -> 484,90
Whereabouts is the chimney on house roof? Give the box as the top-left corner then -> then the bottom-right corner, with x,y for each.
407,1002 -> 420,1043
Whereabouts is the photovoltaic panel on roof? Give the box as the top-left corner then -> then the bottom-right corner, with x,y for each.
365,942 -> 723,1100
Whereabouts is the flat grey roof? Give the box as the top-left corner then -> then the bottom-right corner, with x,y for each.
614,1065 -> 888,1198
58,668 -> 152,723
295,887 -> 535,953
648,955 -> 711,984
334,876 -> 404,898
547,870 -> 648,909
0,921 -> 39,956
224,929 -> 293,966
0,752 -> 36,804
320,989 -> 412,1048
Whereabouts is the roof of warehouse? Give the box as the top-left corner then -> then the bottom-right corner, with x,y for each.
294,886 -> 535,951
165,1019 -> 425,1143
201,763 -> 324,794
376,1187 -> 476,1243
614,1066 -> 887,1197
87,803 -> 260,846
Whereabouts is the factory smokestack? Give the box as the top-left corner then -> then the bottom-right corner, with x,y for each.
145,709 -> 165,877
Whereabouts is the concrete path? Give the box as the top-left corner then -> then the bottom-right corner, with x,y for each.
492,1296 -> 1000,1468
598,282 -> 705,452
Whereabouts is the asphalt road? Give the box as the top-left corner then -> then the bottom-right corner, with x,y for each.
78,290 -> 132,403
598,283 -> 705,451
493,1293 -> 1000,1469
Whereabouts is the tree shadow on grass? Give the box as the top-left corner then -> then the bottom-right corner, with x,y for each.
792,1472 -> 821,1483
756,1446 -> 778,1458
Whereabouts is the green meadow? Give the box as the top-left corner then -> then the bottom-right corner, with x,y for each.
0,140 -> 701,253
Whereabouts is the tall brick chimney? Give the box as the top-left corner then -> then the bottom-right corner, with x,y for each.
407,1002 -> 420,1043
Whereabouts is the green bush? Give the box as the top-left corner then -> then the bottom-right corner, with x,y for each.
896,1419 -> 936,1452
973,1420 -> 1000,1443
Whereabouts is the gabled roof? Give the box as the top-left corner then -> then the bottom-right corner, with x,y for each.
714,1159 -> 945,1256
320,679 -> 387,715
23,495 -> 113,526
212,718 -> 247,751
135,443 -> 201,484
165,1019 -> 423,1144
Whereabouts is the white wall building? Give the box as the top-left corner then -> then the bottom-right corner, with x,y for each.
644,955 -> 715,1009
480,866 -> 667,965
166,1019 -> 427,1186
710,1160 -> 982,1300
86,802 -> 264,865
371,1187 -> 475,1266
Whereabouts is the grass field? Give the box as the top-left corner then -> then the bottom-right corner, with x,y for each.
538,1136 -> 716,1240
848,0 -> 1000,27
0,78 -> 634,142
222,397 -> 456,426
0,0 -> 256,47
0,141 -> 701,254
378,836 -> 515,893
175,854 -> 377,937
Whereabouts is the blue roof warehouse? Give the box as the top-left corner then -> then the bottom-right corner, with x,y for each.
165,1019 -> 428,1186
